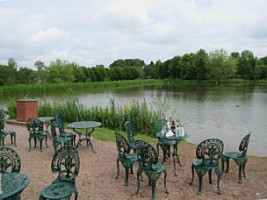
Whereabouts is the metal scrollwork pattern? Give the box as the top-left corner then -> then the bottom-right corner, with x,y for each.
0,146 -> 21,173
135,140 -> 158,166
196,138 -> 224,161
115,132 -> 130,156
239,133 -> 251,156
27,118 -> 44,134
51,146 -> 80,183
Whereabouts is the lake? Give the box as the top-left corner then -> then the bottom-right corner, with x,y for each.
1,84 -> 267,157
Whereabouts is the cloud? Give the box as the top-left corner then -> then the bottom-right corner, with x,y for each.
0,0 -> 267,68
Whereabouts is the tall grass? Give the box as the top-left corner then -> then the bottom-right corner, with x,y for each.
7,98 -> 164,137
0,79 -> 162,98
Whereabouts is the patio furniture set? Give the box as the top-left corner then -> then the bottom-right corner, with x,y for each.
115,120 -> 251,200
0,108 -> 252,200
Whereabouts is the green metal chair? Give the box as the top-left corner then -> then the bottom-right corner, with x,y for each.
0,110 -> 16,146
0,146 -> 24,199
27,118 -> 48,152
0,146 -> 21,173
135,140 -> 169,200
50,121 -> 71,152
52,109 -> 76,145
189,138 -> 224,195
222,133 -> 251,184
125,121 -> 137,151
40,146 -> 80,200
115,132 -> 138,186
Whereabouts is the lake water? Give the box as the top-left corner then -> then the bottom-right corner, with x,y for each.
1,84 -> 267,157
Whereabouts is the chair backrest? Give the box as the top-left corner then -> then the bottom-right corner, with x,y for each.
0,109 -> 5,120
0,146 -> 21,173
51,146 -> 80,183
0,118 -> 5,132
52,109 -> 65,124
155,119 -> 166,133
125,121 -> 137,145
115,132 -> 130,157
196,138 -> 224,166
239,133 -> 251,157
27,118 -> 44,134
135,140 -> 158,167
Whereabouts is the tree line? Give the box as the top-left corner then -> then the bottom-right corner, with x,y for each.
1,49 -> 267,86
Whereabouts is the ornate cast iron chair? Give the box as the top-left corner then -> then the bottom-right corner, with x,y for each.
135,140 -> 169,200
115,132 -> 138,186
125,121 -> 137,151
50,121 -> 71,152
27,118 -> 48,152
222,133 -> 251,184
0,110 -> 16,146
189,138 -> 224,195
156,120 -> 176,164
52,109 -> 76,145
40,146 -> 80,200
0,146 -> 21,173
0,146 -> 26,199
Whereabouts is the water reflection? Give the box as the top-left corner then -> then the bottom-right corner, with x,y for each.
0,84 -> 266,157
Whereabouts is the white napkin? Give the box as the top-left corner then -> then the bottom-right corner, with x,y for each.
166,130 -> 174,137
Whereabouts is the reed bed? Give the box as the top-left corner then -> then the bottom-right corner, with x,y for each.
0,79 -> 162,98
7,98 -> 163,136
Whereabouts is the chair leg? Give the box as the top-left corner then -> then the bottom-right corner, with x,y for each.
124,167 -> 129,186
34,138 -> 37,148
40,139 -> 43,152
115,158 -> 120,179
163,169 -> 169,194
208,169 -> 213,184
217,172 -> 221,194
226,158 -> 230,172
75,191 -> 78,200
130,164 -> 134,174
189,164 -> 194,185
243,160 -> 247,178
172,151 -> 177,176
14,134 -> 16,146
151,180 -> 157,200
197,174 -> 203,195
238,163 -> 242,184
29,138 -> 31,151
135,169 -> 142,195
45,136 -> 48,148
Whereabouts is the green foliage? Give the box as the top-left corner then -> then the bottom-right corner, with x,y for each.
207,49 -> 237,84
35,98 -> 163,137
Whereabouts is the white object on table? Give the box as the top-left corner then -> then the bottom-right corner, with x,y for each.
166,130 -> 174,137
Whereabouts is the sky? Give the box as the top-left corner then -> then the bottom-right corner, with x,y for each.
0,0 -> 267,69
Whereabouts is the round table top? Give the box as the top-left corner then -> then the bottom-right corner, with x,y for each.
68,121 -> 101,129
0,173 -> 30,199
156,131 -> 189,140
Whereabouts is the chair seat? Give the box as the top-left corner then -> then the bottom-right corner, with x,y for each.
143,163 -> 165,173
60,131 -> 75,137
56,137 -> 71,143
192,159 -> 203,167
3,130 -> 16,135
125,153 -> 138,162
41,181 -> 76,199
223,151 -> 242,159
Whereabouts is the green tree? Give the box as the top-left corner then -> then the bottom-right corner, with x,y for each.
207,49 -> 237,84
179,53 -> 197,80
237,50 -> 255,79
195,49 -> 208,80
17,67 -> 37,84
34,60 -> 46,82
